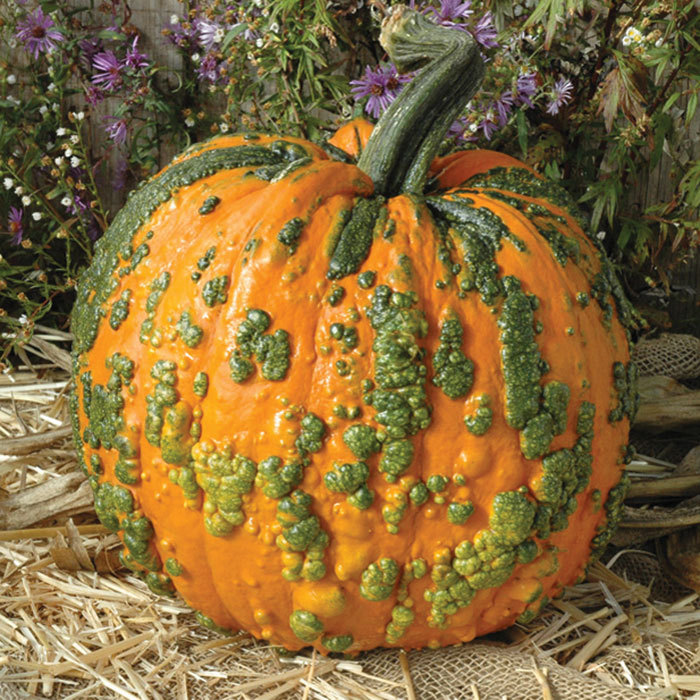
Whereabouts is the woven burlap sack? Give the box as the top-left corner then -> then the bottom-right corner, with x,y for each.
632,333 -> 700,379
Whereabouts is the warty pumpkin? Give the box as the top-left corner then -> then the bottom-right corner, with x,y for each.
70,6 -> 637,653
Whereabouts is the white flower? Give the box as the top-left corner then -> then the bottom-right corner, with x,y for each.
170,14 -> 179,25
47,82 -> 56,91
269,22 -> 279,34
214,27 -> 224,43
655,37 -> 663,48
52,102 -> 59,111
255,37 -> 263,48
56,127 -> 66,136
191,52 -> 200,63
14,185 -> 23,195
70,134 -> 79,144
19,314 -> 28,326
622,35 -> 632,47
74,111 -> 85,121
468,122 -> 478,133
219,122 -> 229,133
3,177 -> 12,190
39,105 -> 48,115
185,116 -> 195,127
54,156 -> 64,166
46,141 -> 54,151
7,74 -> 16,84
596,230 -> 606,240
70,156 -> 80,167
7,95 -> 19,105
61,196 -> 72,207
32,212 -> 42,221
64,148 -> 73,157
21,195 -> 31,206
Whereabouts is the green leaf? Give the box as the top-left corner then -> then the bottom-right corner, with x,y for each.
97,30 -> 128,41
221,23 -> 249,51
686,92 -> 698,126
516,110 -> 528,157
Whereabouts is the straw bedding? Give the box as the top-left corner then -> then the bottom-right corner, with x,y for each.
1,329 -> 699,699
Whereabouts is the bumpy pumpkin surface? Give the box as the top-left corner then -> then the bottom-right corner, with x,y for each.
71,7 -> 636,653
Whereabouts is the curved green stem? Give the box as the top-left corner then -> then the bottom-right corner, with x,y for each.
357,5 -> 484,197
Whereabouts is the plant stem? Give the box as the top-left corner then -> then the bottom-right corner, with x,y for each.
356,6 -> 483,196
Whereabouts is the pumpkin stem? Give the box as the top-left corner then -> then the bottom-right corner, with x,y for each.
356,6 -> 484,197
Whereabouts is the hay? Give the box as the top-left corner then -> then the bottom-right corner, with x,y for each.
2,335 -> 700,699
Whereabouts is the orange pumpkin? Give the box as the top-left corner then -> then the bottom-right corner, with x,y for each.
70,6 -> 636,653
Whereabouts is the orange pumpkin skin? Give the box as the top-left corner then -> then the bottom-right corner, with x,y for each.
70,116 -> 636,653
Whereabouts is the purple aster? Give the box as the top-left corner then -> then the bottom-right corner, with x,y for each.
196,52 -> 221,83
197,18 -> 223,51
84,84 -> 104,106
492,91 -> 514,126
470,12 -> 498,48
17,8 -> 64,59
124,36 -> 149,71
91,50 -> 123,90
6,207 -> 24,244
350,64 -> 412,120
546,77 -> 574,115
479,116 -> 499,140
78,37 -> 103,70
514,72 -> 538,108
104,116 -> 127,145
426,0 -> 473,26
447,116 -> 468,142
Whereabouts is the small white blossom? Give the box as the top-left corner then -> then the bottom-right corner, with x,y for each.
54,156 -> 64,166
56,127 -> 66,136
70,156 -> 80,167
255,37 -> 264,48
64,148 -> 73,157
7,95 -> 19,105
269,22 -> 279,34
52,102 -> 59,111
19,314 -> 28,326
3,178 -> 12,190
70,134 -> 79,144
7,74 -> 16,84
47,82 -> 56,91
170,14 -> 179,24
21,195 -> 31,206
39,105 -> 48,115
74,111 -> 85,121
622,35 -> 632,47
14,185 -> 23,195
32,212 -> 42,221
214,27 -> 224,43
219,122 -> 229,133
46,141 -> 54,151
61,196 -> 72,207
596,230 -> 606,240
185,116 -> 195,127
468,122 -> 478,133
191,52 -> 200,63
655,37 -> 663,47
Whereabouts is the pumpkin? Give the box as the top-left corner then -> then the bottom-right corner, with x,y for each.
70,6 -> 637,653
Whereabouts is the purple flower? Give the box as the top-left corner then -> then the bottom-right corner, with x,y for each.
17,8 -> 64,59
196,52 -> 221,83
197,18 -> 222,51
447,116 -> 468,142
514,72 -> 538,108
78,37 -> 103,70
426,0 -> 473,25
492,91 -> 514,126
92,51 -> 123,90
350,64 -> 412,120
104,116 -> 127,144
546,77 -> 574,115
6,207 -> 24,244
84,84 -> 104,106
478,115 -> 499,140
470,11 -> 498,49
124,36 -> 149,71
